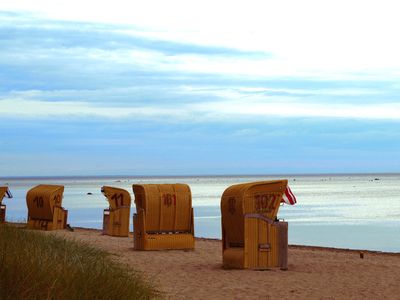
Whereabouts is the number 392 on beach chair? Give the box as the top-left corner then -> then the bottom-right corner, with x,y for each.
221,180 -> 296,270
101,186 -> 131,237
0,186 -> 13,223
132,184 -> 195,250
26,185 -> 68,230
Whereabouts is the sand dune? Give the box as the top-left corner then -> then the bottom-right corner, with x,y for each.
52,228 -> 400,299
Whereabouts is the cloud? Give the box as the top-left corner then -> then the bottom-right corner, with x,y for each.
2,115 -> 400,176
2,96 -> 400,121
193,100 -> 400,121
0,19 -> 268,57
2,9 -> 400,93
1,9 -> 400,175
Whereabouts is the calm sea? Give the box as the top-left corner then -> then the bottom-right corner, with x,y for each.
1,174 -> 399,252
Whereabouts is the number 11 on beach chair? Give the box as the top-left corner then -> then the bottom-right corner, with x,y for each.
26,185 -> 68,230
0,186 -> 13,223
221,180 -> 296,270
101,186 -> 131,237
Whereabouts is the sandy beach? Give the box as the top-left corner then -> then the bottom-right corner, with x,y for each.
51,228 -> 400,299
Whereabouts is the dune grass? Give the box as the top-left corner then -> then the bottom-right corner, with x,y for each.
0,224 -> 159,299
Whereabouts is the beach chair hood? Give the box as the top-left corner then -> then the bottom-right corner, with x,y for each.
133,183 -> 192,233
101,186 -> 132,210
0,186 -> 13,204
221,180 -> 288,249
26,184 -> 64,221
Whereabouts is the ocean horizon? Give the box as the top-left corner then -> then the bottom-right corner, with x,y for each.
2,173 -> 400,252
3,172 -> 400,179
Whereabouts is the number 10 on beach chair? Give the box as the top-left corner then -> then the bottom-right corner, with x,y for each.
26,185 -> 68,230
101,186 -> 131,237
132,184 -> 195,250
0,186 -> 13,223
221,180 -> 296,270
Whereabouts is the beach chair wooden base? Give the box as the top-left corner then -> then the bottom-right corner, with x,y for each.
27,207 -> 68,231
134,232 -> 195,250
102,210 -> 110,234
0,205 -> 5,223
102,207 -> 130,237
133,212 -> 195,250
223,215 -> 288,270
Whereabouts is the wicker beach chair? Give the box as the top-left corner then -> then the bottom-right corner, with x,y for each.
221,180 -> 289,270
0,186 -> 13,223
132,184 -> 195,250
26,185 -> 68,230
101,186 -> 131,237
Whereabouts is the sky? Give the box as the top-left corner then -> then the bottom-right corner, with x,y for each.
1,0 -> 400,176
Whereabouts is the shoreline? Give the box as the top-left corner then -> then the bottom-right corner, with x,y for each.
3,174 -> 400,254
9,223 -> 400,254
75,226 -> 400,255
12,223 -> 400,255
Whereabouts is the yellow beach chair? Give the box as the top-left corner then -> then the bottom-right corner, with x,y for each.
101,186 -> 131,237
0,186 -> 13,223
221,180 -> 289,270
26,185 -> 68,230
132,184 -> 195,250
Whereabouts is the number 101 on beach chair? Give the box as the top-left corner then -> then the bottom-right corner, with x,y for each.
26,185 -> 68,230
0,186 -> 13,223
101,186 -> 131,237
132,184 -> 195,250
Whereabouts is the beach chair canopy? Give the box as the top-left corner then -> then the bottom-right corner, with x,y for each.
132,183 -> 192,233
0,186 -> 12,203
26,185 -> 64,221
221,180 -> 288,247
101,186 -> 132,209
